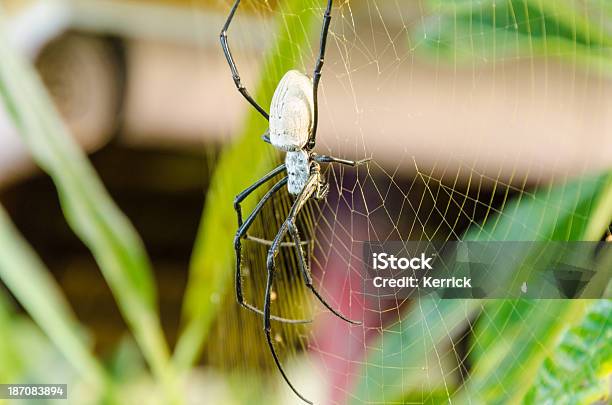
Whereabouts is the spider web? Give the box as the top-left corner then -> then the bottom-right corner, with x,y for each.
201,1 -> 611,404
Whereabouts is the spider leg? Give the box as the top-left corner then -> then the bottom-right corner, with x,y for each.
234,163 -> 285,227
235,176 -> 311,324
314,154 -> 371,167
263,225 -> 313,405
220,0 -> 269,120
308,0 -> 333,150
288,221 -> 362,325
263,174 -> 323,404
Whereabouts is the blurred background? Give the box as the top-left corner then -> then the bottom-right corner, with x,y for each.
0,0 -> 610,404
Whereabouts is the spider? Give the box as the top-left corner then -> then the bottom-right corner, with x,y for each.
221,0 -> 368,403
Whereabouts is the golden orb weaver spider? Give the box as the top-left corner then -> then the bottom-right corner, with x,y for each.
221,1 -> 369,402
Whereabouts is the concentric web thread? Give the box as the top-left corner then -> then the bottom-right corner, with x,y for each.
202,1 -> 610,403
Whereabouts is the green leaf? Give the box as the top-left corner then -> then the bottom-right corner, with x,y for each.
459,172 -> 612,404
0,289 -> 24,382
0,205 -> 108,390
0,16 -> 181,404
466,172 -> 612,242
464,300 -> 591,404
417,0 -> 612,71
353,171 -> 612,403
174,0 -> 320,369
524,299 -> 612,405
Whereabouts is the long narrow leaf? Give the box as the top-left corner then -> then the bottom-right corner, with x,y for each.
0,16 -> 181,404
466,172 -> 612,242
0,287 -> 24,383
0,205 -> 108,390
464,301 -> 590,404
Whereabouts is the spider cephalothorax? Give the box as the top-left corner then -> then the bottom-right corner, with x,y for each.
221,1 -> 369,403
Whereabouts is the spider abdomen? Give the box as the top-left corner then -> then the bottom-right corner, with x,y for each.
285,150 -> 310,195
269,70 -> 314,151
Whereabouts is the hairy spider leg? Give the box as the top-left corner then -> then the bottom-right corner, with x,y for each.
264,173 -> 320,405
234,175 -> 311,324
308,0 -> 333,150
288,222 -> 361,325
220,0 -> 269,120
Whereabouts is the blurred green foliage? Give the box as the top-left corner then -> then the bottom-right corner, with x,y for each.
0,206 -> 109,395
354,172 -> 612,404
525,299 -> 611,404
416,0 -> 612,72
0,12 -> 180,405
